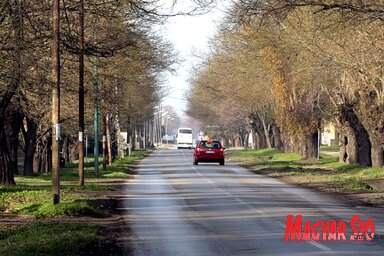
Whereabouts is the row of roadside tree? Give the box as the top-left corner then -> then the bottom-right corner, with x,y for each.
187,0 -> 384,168
0,0 -> 212,186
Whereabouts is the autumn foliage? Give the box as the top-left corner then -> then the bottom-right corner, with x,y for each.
187,1 -> 384,165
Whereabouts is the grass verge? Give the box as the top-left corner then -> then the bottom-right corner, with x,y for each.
2,150 -> 149,216
15,150 -> 147,184
0,223 -> 121,256
0,150 -> 148,255
226,148 -> 384,195
320,145 -> 340,152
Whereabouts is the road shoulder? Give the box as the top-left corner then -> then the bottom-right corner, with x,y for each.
243,164 -> 384,209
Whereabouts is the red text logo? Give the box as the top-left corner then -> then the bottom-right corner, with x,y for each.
284,214 -> 375,242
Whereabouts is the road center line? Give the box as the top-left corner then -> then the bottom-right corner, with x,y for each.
190,151 -> 334,253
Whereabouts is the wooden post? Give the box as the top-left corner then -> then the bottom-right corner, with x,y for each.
51,0 -> 61,204
78,0 -> 85,185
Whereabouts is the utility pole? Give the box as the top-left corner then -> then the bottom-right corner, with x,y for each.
92,22 -> 99,177
106,114 -> 112,163
158,105 -> 162,145
51,0 -> 61,204
153,115 -> 156,146
153,106 -> 158,147
78,0 -> 85,185
93,58 -> 99,177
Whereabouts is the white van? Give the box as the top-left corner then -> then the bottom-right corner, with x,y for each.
177,128 -> 193,149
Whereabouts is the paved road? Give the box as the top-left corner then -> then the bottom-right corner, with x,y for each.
119,149 -> 384,255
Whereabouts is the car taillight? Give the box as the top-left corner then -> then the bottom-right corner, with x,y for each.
220,148 -> 224,152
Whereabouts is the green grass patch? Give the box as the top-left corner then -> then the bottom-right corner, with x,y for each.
318,153 -> 339,164
101,171 -> 130,178
62,184 -> 115,191
227,149 -> 303,169
0,187 -> 50,213
0,150 -> 145,254
3,151 -> 148,217
271,152 -> 302,162
15,150 -> 148,185
226,148 -> 384,193
0,186 -> 106,217
25,200 -> 105,218
320,145 -> 340,152
0,223 -> 106,256
227,148 -> 282,164
338,177 -> 372,192
358,167 -> 384,179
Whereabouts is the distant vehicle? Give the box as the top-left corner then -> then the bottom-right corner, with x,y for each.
177,128 -> 193,149
193,140 -> 225,165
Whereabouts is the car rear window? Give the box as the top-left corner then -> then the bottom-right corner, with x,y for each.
200,141 -> 221,148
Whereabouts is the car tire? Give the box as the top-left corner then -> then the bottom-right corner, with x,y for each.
219,160 -> 225,165
193,159 -> 198,165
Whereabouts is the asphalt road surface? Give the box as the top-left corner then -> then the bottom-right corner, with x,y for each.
119,149 -> 384,255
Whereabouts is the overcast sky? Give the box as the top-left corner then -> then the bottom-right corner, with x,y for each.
160,1 -> 229,119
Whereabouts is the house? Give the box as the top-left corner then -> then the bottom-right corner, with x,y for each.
321,123 -> 338,146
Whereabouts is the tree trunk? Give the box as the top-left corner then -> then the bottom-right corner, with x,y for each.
132,126 -> 137,150
34,134 -> 52,174
282,133 -> 291,153
102,114 -> 107,171
45,137 -> 53,173
244,132 -> 250,148
61,136 -> 69,163
116,118 -> 125,158
128,132 -> 132,156
0,0 -> 24,185
362,119 -> 384,167
23,117 -> 38,176
339,133 -> 348,163
240,131 -> 246,147
302,131 -> 319,160
260,117 -> 272,149
271,123 -> 283,150
33,143 -> 42,174
69,142 -> 78,162
4,105 -> 23,175
339,106 -> 371,166
253,126 -> 265,149
338,124 -> 355,163
254,132 -> 260,149
356,133 -> 372,167
251,115 -> 267,149
370,140 -> 384,168
0,118 -> 16,185
0,89 -> 18,185
346,133 -> 358,165
41,140 -> 52,173
134,125 -> 140,150
143,120 -> 148,149
142,124 -> 146,149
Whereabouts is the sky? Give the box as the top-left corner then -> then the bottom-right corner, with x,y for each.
159,1 -> 229,120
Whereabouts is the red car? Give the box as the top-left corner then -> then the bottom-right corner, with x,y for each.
193,140 -> 225,165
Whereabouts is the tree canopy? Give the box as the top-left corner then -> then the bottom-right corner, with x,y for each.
188,0 -> 384,165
